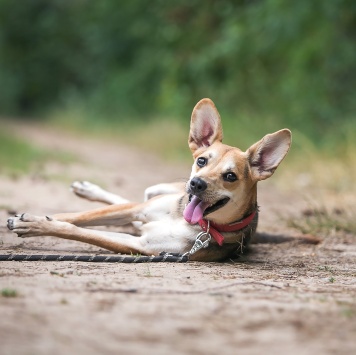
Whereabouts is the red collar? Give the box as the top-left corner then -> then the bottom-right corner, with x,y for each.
198,210 -> 256,246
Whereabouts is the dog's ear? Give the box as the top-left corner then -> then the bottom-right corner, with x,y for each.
247,129 -> 292,181
189,98 -> 223,153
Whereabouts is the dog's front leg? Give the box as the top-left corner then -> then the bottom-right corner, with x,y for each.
7,214 -> 150,255
71,181 -> 130,205
51,202 -> 144,227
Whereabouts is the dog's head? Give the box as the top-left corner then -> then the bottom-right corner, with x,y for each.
184,98 -> 292,225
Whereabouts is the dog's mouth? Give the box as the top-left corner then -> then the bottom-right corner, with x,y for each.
183,194 -> 230,224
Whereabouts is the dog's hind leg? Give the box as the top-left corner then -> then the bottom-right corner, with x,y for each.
7,214 -> 150,255
71,181 -> 129,205
71,181 -> 143,232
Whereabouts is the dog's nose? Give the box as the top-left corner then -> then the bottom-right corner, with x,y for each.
190,177 -> 207,194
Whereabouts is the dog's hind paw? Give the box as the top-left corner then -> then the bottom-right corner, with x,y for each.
7,214 -> 52,238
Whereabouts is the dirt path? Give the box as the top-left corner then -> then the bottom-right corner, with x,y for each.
0,124 -> 355,355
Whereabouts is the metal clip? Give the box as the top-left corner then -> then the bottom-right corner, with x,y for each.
184,221 -> 211,257
189,232 -> 211,255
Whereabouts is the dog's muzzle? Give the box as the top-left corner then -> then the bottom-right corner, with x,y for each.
189,177 -> 207,195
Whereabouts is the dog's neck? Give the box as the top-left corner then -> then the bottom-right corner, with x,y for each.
199,207 -> 257,246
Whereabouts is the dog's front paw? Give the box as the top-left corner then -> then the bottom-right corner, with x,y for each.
7,213 -> 52,238
71,181 -> 104,201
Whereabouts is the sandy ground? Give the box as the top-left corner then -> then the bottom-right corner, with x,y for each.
0,124 -> 355,355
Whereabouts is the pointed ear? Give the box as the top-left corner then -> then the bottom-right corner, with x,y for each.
247,129 -> 292,181
188,98 -> 223,153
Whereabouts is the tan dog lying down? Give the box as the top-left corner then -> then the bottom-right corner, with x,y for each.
7,99 -> 291,261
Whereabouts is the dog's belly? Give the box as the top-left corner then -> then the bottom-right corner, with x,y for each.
138,219 -> 199,255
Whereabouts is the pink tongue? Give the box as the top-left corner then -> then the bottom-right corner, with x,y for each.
183,196 -> 210,224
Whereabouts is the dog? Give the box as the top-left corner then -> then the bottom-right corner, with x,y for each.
7,98 -> 291,261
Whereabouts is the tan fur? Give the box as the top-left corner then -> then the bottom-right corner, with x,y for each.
7,98 -> 292,261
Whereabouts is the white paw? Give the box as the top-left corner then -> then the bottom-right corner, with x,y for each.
7,213 -> 52,238
144,183 -> 184,201
144,185 -> 164,201
71,181 -> 104,201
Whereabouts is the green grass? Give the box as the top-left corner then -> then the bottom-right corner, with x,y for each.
1,288 -> 18,298
49,107 -> 191,161
0,126 -> 75,176
287,206 -> 356,236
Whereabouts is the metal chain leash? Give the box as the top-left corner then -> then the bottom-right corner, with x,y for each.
0,224 -> 212,263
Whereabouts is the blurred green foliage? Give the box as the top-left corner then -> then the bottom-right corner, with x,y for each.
0,0 -> 355,147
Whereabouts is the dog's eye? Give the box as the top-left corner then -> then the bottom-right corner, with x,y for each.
223,172 -> 237,182
197,157 -> 207,168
